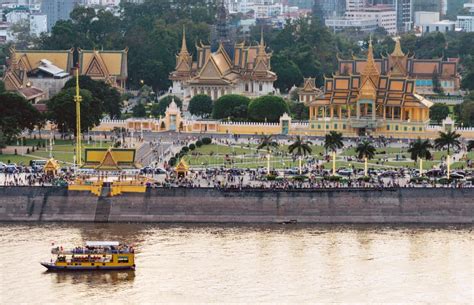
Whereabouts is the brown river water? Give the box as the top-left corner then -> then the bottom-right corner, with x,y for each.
0,223 -> 472,304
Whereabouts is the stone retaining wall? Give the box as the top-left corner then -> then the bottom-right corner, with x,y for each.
0,187 -> 472,223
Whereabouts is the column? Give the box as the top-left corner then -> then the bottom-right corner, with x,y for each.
391,107 -> 394,120
372,102 -> 376,121
338,106 -> 342,119
356,103 -> 360,119
383,106 -> 386,120
330,106 -> 334,119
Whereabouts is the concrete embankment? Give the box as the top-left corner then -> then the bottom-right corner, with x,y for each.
0,187 -> 473,223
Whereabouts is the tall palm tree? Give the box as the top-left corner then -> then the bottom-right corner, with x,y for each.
434,131 -> 461,179
324,131 -> 344,175
408,138 -> 433,174
257,134 -> 279,173
467,140 -> 474,152
434,131 -> 461,155
355,140 -> 376,176
288,136 -> 312,174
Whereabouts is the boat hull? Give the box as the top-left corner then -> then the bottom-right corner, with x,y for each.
41,262 -> 135,271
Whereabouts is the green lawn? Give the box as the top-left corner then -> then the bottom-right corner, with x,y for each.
2,139 -> 114,164
0,155 -> 35,165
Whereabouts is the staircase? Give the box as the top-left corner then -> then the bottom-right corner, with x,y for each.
94,184 -> 111,222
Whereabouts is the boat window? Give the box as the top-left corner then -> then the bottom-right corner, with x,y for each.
118,256 -> 129,263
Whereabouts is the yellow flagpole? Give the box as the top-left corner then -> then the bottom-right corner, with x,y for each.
74,68 -> 82,167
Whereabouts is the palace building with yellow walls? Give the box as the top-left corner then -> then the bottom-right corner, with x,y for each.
336,40 -> 460,95
301,39 -> 434,137
169,28 -> 277,102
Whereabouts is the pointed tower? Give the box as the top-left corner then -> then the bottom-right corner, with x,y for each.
360,38 -> 380,86
254,29 -> 271,72
388,38 -> 408,77
175,26 -> 192,72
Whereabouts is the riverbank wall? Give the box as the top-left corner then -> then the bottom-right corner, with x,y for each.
0,187 -> 472,223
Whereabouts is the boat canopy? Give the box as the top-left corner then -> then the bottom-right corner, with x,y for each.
86,241 -> 120,247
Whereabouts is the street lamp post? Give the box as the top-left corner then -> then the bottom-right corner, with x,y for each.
74,68 -> 82,168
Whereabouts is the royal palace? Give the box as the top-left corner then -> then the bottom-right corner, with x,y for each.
300,39 -> 437,137
169,28 -> 277,102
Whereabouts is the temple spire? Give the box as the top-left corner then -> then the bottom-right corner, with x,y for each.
361,36 -> 379,78
258,28 -> 266,56
391,38 -> 405,57
180,26 -> 189,56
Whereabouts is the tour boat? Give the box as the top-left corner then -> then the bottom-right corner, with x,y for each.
41,241 -> 135,271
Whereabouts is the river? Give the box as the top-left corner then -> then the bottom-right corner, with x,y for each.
0,223 -> 472,304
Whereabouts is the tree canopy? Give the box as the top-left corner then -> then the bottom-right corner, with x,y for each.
63,76 -> 123,118
248,95 -> 289,123
429,103 -> 450,124
46,88 -> 100,133
0,92 -> 40,142
213,94 -> 250,121
188,94 -> 213,118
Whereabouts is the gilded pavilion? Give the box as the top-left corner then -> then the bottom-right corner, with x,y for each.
337,40 -> 460,95
303,39 -> 433,137
169,28 -> 277,101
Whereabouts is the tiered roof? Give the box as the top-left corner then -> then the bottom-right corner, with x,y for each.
311,40 -> 433,110
170,28 -> 276,85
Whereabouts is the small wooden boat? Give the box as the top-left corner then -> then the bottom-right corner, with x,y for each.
41,241 -> 135,271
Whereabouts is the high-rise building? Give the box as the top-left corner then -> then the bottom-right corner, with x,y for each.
373,0 -> 412,32
41,0 -> 80,32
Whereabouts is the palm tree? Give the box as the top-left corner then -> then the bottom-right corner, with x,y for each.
408,138 -> 433,175
434,131 -> 462,155
257,134 -> 279,173
288,136 -> 313,174
324,131 -> 344,175
257,134 -> 279,153
355,140 -> 376,176
434,131 -> 461,179
467,140 -> 474,152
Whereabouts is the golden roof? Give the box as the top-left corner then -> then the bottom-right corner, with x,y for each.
79,49 -> 127,78
391,39 -> 405,57
13,48 -> 74,72
175,159 -> 189,173
361,38 -> 380,78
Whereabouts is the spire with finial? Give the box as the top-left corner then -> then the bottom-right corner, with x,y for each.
179,25 -> 189,56
361,36 -> 379,78
391,38 -> 405,57
258,27 -> 266,56
9,45 -> 17,69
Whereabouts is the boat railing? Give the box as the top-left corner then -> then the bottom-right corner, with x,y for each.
51,248 -> 134,255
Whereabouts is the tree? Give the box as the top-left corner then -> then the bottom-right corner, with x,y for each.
0,80 -> 5,93
271,54 -> 304,93
434,131 -> 461,155
289,101 -> 309,120
288,136 -> 312,156
47,88 -> 100,134
132,102 -> 147,118
467,140 -> 474,152
213,94 -> 250,120
458,99 -> 474,127
461,72 -> 474,91
248,95 -> 289,123
432,67 -> 444,95
257,134 -> 279,153
0,92 -> 40,142
408,138 -> 433,162
324,131 -> 344,154
64,76 -> 122,118
355,140 -> 376,176
0,129 -> 6,154
434,131 -> 461,178
188,94 -> 213,118
152,95 -> 182,117
429,103 -> 450,124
